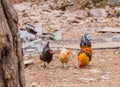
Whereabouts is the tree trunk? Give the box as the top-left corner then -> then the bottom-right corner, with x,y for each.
0,0 -> 25,87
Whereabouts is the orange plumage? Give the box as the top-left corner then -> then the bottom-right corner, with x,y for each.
78,52 -> 90,67
80,46 -> 92,58
78,34 -> 92,68
60,48 -> 71,68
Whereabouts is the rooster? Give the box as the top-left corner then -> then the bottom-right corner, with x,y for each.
60,48 -> 71,68
78,34 -> 92,68
40,42 -> 53,67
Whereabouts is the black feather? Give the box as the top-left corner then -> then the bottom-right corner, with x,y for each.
40,42 -> 53,64
80,34 -> 91,47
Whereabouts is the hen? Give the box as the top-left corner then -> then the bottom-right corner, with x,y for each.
60,48 -> 71,68
78,34 -> 92,68
40,42 -> 53,67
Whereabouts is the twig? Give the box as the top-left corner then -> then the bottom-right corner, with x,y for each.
24,59 -> 34,65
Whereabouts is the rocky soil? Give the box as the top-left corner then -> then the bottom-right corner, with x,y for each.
14,1 -> 120,39
24,49 -> 120,87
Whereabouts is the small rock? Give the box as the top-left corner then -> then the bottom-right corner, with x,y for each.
115,7 -> 120,16
74,10 -> 88,19
112,36 -> 120,42
109,0 -> 120,6
69,0 -> 75,6
41,4 -> 50,10
104,38 -> 113,42
62,79 -> 68,82
68,67 -> 74,70
49,24 -> 60,31
89,9 -> 107,17
26,49 -> 37,52
105,6 -> 115,17
102,32 -> 113,38
90,69 -> 101,73
51,10 -> 61,17
79,78 -> 97,82
73,71 -> 79,74
66,16 -> 76,22
31,82 -> 38,87
101,75 -> 109,81
54,31 -> 63,41
34,22 -> 43,36
13,2 -> 31,12
25,23 -> 35,31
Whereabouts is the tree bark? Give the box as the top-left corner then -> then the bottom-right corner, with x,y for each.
0,0 -> 25,87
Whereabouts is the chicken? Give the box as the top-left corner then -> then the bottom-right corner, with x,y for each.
78,34 -> 92,68
60,48 -> 71,68
40,42 -> 53,67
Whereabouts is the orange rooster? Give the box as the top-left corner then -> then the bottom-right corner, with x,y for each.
60,48 -> 71,68
78,34 -> 92,68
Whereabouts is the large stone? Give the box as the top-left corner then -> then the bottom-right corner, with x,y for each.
18,29 -> 36,42
22,39 -> 46,55
22,39 -> 43,48
89,9 -> 108,17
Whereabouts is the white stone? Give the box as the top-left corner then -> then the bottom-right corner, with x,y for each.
90,69 -> 101,73
34,22 -> 43,36
79,78 -> 97,81
26,49 -> 36,52
31,82 -> 38,87
89,9 -> 107,17
115,7 -> 120,14
13,2 -> 31,12
54,31 -> 63,41
18,29 -> 35,42
74,10 -> 88,19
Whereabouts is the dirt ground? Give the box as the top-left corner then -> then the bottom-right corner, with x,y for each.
24,48 -> 120,87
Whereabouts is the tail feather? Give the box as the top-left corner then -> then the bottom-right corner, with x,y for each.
80,34 -> 91,47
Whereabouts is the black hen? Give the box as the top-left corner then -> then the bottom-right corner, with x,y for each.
40,42 -> 53,67
80,34 -> 91,47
